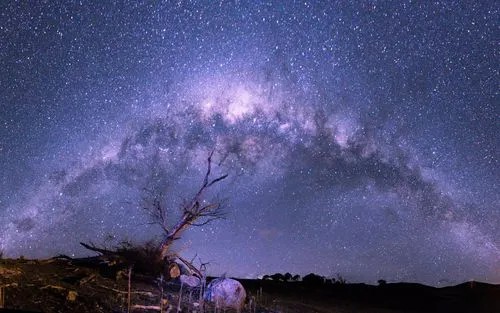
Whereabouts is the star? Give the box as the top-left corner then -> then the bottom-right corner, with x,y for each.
0,1 -> 497,286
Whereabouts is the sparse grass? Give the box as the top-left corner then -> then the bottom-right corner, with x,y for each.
1,259 -> 498,313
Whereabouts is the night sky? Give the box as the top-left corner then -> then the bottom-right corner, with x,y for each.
0,1 -> 498,286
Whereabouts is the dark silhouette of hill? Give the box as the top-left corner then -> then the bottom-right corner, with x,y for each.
240,278 -> 500,313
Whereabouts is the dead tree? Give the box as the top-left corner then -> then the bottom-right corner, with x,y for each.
141,150 -> 227,262
81,150 -> 228,275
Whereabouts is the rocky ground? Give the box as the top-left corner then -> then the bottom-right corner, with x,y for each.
0,257 -> 499,313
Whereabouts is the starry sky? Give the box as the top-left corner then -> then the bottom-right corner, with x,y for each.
0,1 -> 498,286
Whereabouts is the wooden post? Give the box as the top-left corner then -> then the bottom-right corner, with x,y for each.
159,275 -> 164,313
0,286 -> 4,308
127,266 -> 132,313
177,282 -> 183,312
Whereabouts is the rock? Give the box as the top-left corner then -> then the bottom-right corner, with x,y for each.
204,277 -> 246,312
179,274 -> 200,288
67,290 -> 78,301
115,270 -> 127,280
169,263 -> 180,279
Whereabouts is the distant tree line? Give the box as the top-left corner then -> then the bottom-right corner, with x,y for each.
261,272 -> 347,285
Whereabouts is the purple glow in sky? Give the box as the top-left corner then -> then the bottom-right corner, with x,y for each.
0,1 -> 498,286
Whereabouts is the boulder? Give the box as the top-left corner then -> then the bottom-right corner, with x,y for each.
204,277 -> 246,312
66,290 -> 78,301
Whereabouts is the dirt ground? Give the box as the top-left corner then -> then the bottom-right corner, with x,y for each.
1,258 -> 499,313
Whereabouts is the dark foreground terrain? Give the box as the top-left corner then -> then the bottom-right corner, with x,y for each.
0,257 -> 498,313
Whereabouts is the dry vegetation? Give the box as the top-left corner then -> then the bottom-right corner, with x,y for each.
0,257 -> 249,313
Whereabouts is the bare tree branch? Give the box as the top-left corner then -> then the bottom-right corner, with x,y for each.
157,150 -> 228,259
141,189 -> 171,234
176,255 -> 202,278
80,150 -> 229,274
80,242 -> 115,256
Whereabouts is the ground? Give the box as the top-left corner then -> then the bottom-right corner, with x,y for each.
0,258 -> 498,313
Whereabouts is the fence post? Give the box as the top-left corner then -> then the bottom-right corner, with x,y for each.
0,286 -> 5,308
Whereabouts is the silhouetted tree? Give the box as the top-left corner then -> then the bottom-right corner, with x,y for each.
325,278 -> 335,285
270,273 -> 285,281
378,279 -> 387,286
284,272 -> 292,282
335,274 -> 347,284
292,274 -> 301,281
302,273 -> 325,286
